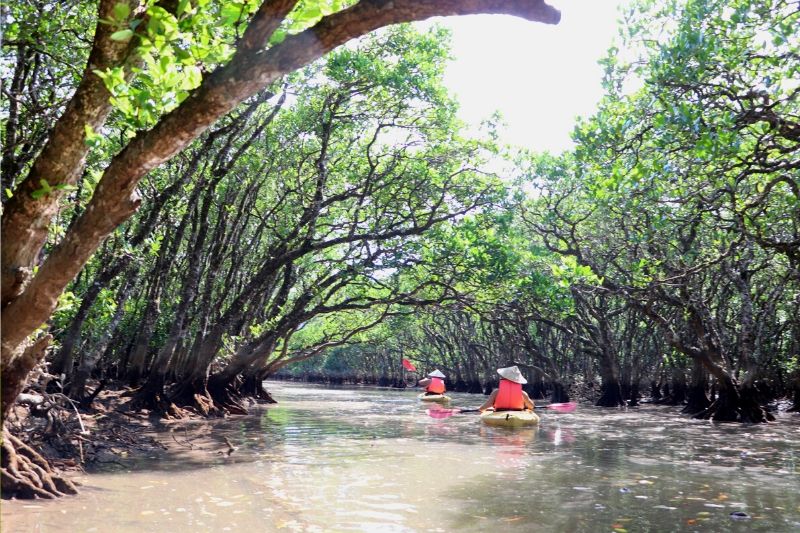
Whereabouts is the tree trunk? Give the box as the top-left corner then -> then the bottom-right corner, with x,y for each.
682,359 -> 710,415
627,378 -> 641,407
68,277 -> 133,403
240,364 -> 278,403
550,380 -> 570,403
788,377 -> 800,412
1,0 -> 137,306
692,354 -> 773,423
1,336 -> 51,427
649,380 -> 662,401
595,351 -> 625,407
664,366 -> 687,405
124,294 -> 160,386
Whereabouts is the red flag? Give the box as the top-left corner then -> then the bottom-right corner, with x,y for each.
402,358 -> 417,372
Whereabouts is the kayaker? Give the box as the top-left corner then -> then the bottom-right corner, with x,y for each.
417,369 -> 447,395
478,366 -> 535,412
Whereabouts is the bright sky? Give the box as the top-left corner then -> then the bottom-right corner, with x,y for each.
419,0 -> 628,154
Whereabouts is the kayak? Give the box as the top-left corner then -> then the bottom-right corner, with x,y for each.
418,392 -> 451,403
480,409 -> 540,428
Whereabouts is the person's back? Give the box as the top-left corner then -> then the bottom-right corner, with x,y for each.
418,369 -> 447,394
478,366 -> 534,412
425,376 -> 446,394
494,379 -> 524,410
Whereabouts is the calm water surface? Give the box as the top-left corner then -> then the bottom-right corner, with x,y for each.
2,381 -> 799,532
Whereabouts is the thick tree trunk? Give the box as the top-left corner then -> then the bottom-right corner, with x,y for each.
693,355 -> 773,423
649,380 -> 662,401
595,352 -> 626,408
209,333 -> 277,390
682,359 -> 710,415
1,336 -> 51,426
0,337 -> 79,501
550,380 -> 570,403
660,366 -> 686,405
627,379 -> 641,407
788,379 -> 800,413
240,366 -> 278,403
131,371 -> 184,418
0,0 -> 136,306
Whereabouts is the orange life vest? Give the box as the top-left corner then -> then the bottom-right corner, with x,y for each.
426,377 -> 446,394
494,379 -> 524,410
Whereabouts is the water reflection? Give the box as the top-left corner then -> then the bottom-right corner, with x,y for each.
2,382 -> 799,532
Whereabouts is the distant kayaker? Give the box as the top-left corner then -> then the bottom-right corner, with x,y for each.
417,369 -> 447,395
478,366 -> 535,412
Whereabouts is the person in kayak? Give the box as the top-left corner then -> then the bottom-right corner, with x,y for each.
417,369 -> 447,395
478,366 -> 535,411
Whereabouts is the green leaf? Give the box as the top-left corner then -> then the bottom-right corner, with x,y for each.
110,29 -> 134,41
177,0 -> 190,16
221,3 -> 243,25
112,2 -> 131,22
30,179 -> 54,200
84,123 -> 104,148
269,29 -> 287,45
182,65 -> 202,89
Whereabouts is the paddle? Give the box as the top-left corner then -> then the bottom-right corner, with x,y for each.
427,402 -> 577,418
537,402 -> 578,413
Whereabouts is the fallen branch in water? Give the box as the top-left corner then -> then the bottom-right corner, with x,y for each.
220,436 -> 237,456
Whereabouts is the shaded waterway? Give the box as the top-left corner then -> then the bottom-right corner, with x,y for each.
3,382 -> 799,532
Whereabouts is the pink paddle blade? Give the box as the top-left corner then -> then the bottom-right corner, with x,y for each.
426,408 -> 456,419
544,402 -> 577,413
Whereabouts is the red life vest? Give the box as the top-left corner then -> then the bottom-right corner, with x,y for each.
494,379 -> 524,410
426,377 -> 446,394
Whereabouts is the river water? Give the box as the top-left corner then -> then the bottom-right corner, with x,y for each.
2,382 -> 799,532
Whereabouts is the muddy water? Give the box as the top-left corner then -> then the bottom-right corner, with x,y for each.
2,382 -> 799,532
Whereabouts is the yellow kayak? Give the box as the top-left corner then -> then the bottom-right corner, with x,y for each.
480,409 -> 540,427
418,392 -> 451,403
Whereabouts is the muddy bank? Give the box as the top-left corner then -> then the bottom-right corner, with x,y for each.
2,383 -> 255,497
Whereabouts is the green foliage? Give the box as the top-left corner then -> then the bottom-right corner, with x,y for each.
28,0 -> 797,403
30,179 -> 77,200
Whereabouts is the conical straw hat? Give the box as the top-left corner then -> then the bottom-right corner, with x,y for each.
497,365 -> 527,384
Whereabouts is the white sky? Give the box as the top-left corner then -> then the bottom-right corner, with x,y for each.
418,0 -> 628,154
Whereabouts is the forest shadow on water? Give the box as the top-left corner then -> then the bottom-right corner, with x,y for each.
2,382 -> 799,532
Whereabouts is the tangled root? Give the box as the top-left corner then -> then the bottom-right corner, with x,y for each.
1,427 -> 78,499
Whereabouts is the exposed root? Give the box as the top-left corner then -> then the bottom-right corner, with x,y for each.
169,380 -> 228,417
1,427 -> 78,499
190,392 -> 219,417
692,386 -> 774,423
128,384 -> 186,420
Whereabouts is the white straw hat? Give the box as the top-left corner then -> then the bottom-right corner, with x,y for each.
497,365 -> 527,384
428,369 -> 446,378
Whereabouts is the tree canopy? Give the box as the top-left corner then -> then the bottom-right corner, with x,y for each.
2,0 -> 798,501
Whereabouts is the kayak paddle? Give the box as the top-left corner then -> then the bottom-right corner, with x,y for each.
536,402 -> 578,413
427,402 -> 577,417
